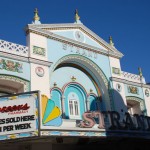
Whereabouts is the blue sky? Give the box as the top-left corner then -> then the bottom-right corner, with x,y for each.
0,0 -> 150,82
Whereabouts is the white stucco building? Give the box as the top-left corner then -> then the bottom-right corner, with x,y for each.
0,9 -> 150,150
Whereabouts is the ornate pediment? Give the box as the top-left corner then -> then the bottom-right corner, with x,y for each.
25,23 -> 123,58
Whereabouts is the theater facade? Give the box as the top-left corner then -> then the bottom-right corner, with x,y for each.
0,9 -> 150,150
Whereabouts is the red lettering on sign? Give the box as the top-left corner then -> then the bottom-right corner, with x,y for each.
0,103 -> 30,113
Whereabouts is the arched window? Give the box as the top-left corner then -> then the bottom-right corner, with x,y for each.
64,84 -> 86,119
68,92 -> 80,119
126,96 -> 146,115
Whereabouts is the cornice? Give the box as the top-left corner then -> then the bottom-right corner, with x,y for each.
26,24 -> 123,55
0,51 -> 52,67
0,51 -> 28,62
111,77 -> 150,89
28,58 -> 52,67
142,84 -> 150,89
25,24 -> 123,59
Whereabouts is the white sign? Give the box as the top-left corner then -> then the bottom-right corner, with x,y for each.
0,97 -> 36,136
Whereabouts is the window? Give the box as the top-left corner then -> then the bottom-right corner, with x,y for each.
68,92 -> 80,119
69,101 -> 73,115
69,99 -> 79,117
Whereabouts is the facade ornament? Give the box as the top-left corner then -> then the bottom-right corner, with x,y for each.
90,89 -> 93,93
74,9 -> 82,24
34,8 -> 40,21
32,8 -> 41,24
71,76 -> 76,81
138,67 -> 143,77
138,67 -> 143,83
109,36 -> 114,46
53,82 -> 57,87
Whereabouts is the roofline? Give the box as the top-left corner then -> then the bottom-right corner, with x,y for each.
25,24 -> 124,59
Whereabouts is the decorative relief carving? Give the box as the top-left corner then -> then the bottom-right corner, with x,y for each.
33,46 -> 45,56
62,43 -> 98,59
0,58 -> 23,73
145,89 -> 149,97
112,67 -> 120,75
74,31 -> 85,43
35,67 -> 44,77
128,86 -> 138,94
116,84 -> 122,92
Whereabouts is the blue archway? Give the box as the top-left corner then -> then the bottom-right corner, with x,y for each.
63,83 -> 87,119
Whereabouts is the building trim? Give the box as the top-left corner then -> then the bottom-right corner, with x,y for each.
25,25 -> 123,59
28,58 -> 52,67
26,23 -> 123,56
111,77 -> 150,88
0,52 -> 52,67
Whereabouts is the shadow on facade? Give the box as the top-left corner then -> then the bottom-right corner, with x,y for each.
73,89 -> 150,150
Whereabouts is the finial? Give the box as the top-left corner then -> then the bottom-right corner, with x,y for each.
138,67 -> 143,77
109,36 -> 114,46
53,82 -> 57,87
71,76 -> 76,82
75,9 -> 80,23
33,8 -> 40,21
90,89 -> 93,93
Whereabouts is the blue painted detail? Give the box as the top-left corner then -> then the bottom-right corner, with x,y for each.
85,132 -> 95,136
0,97 -> 8,101
42,100 -> 55,123
89,95 -> 104,111
50,131 -> 61,135
0,136 -> 7,140
89,95 -> 97,111
69,131 -> 79,136
47,39 -> 111,80
100,132 -> 107,136
44,116 -> 62,126
51,30 -> 105,49
51,89 -> 62,109
64,84 -> 86,119
19,133 -> 31,137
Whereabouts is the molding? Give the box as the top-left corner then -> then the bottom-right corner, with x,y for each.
111,77 -> 150,88
62,81 -> 88,97
25,24 -> 123,59
28,58 -> 52,67
0,52 -> 52,67
0,51 -> 28,62
27,24 -> 123,56
111,77 -> 141,86
52,55 -> 108,89
142,84 -> 150,89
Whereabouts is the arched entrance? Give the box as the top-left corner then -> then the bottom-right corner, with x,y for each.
0,75 -> 30,95
126,96 -> 146,115
50,55 -> 111,118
